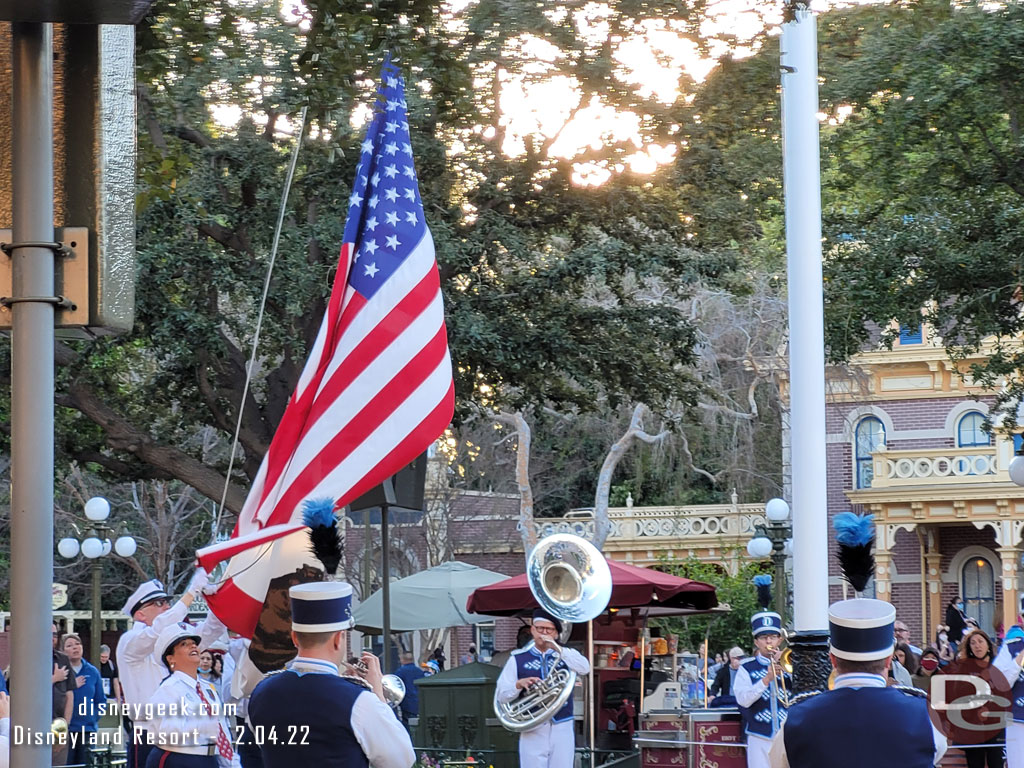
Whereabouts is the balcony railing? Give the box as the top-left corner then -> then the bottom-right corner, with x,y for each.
532,503 -> 766,546
869,442 -> 1015,488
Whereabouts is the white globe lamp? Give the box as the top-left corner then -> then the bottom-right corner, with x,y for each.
765,498 -> 790,522
1010,453 -> 1024,487
101,539 -> 112,557
114,536 -> 137,557
84,497 -> 110,522
80,537 -> 104,559
57,538 -> 80,559
747,537 -> 773,559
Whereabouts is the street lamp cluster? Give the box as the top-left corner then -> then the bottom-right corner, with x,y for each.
746,498 -> 793,625
57,497 -> 136,666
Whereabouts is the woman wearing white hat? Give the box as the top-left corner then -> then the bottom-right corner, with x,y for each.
145,623 -> 236,768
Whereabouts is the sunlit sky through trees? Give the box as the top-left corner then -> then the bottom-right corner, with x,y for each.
209,0 -> 878,186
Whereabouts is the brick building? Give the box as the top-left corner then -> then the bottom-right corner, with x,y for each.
818,326 -> 1024,647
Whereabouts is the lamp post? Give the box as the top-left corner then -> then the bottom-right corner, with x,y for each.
57,497 -> 136,666
746,498 -> 793,626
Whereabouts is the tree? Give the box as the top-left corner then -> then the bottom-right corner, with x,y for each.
655,556 -> 771,656
0,0 -> 742,521
817,3 -> 1024,423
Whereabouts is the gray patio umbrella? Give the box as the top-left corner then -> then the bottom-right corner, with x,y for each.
353,561 -> 509,633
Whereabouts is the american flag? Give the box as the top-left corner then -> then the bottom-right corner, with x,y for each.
201,57 -> 455,636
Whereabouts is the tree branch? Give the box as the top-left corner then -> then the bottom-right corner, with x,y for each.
492,410 -> 538,556
592,404 -> 669,549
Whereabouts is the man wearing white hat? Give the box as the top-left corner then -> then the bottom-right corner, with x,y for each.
734,610 -> 790,768
495,608 -> 591,768
116,571 -> 224,768
247,581 -> 414,768
767,598 -> 948,768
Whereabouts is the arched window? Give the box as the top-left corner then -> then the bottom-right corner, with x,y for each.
855,417 -> 885,489
962,556 -> 995,636
957,412 -> 990,448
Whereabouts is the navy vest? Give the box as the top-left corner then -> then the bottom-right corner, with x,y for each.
513,647 -> 574,724
738,657 -> 788,738
783,687 -> 934,768
248,668 -> 367,768
1004,637 -> 1024,723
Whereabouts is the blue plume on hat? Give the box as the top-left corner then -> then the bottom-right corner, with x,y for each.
833,511 -> 875,596
303,497 -> 343,575
752,574 -> 773,610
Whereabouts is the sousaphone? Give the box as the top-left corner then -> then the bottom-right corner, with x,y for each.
494,533 -> 612,732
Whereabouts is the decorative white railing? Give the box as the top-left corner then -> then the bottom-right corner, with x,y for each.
870,444 -> 1011,488
532,503 -> 766,545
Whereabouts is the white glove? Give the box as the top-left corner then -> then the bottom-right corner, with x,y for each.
188,567 -> 210,597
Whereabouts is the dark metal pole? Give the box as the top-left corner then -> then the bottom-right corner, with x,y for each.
773,549 -> 788,628
363,508 -> 371,649
91,559 -> 102,667
381,503 -> 391,674
10,21 -> 56,768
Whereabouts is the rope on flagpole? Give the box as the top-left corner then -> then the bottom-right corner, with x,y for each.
214,106 -> 309,537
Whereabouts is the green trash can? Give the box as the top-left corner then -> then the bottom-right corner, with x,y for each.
415,662 -> 518,768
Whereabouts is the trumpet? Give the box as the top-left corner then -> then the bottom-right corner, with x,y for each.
340,658 -> 406,706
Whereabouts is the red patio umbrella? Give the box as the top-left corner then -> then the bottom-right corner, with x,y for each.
466,558 -> 718,616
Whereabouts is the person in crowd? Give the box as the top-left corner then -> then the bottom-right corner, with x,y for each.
940,627 -> 1016,768
710,647 -> 745,702
461,645 -> 479,665
945,598 -> 969,645
51,622 -> 76,766
430,646 -> 446,672
393,651 -> 426,730
248,582 -> 414,768
894,642 -> 919,680
935,625 -> 955,665
735,611 -> 790,768
224,635 -> 260,768
62,634 -> 105,766
911,648 -> 941,695
895,621 -> 923,655
768,598 -> 946,768
146,622 -> 236,768
0,692 -> 8,768
709,652 -> 725,679
98,644 -> 120,702
116,570 -> 221,768
198,650 -> 220,691
516,625 -> 533,650
423,659 -> 440,676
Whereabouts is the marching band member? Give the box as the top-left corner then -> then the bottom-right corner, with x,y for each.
495,609 -> 591,768
247,582 -> 414,768
997,624 -> 1024,767
117,571 -> 223,768
767,598 -> 947,768
146,622 -> 236,768
733,605 -> 790,768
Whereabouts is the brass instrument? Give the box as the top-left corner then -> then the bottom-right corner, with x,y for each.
494,533 -> 612,732
764,632 -> 793,706
340,659 -> 406,706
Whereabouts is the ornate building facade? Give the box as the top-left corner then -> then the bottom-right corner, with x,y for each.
833,327 -> 1024,642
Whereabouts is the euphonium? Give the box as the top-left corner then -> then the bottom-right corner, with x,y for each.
494,533 -> 612,732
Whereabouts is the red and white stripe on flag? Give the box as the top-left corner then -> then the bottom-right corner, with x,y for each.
203,58 -> 454,637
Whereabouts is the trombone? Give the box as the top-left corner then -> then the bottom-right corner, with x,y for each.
764,632 -> 793,705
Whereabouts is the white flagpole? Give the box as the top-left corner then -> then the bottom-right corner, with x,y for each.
781,0 -> 830,678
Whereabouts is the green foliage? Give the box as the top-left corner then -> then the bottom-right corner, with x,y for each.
654,555 -> 771,655
819,2 -> 1024,426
